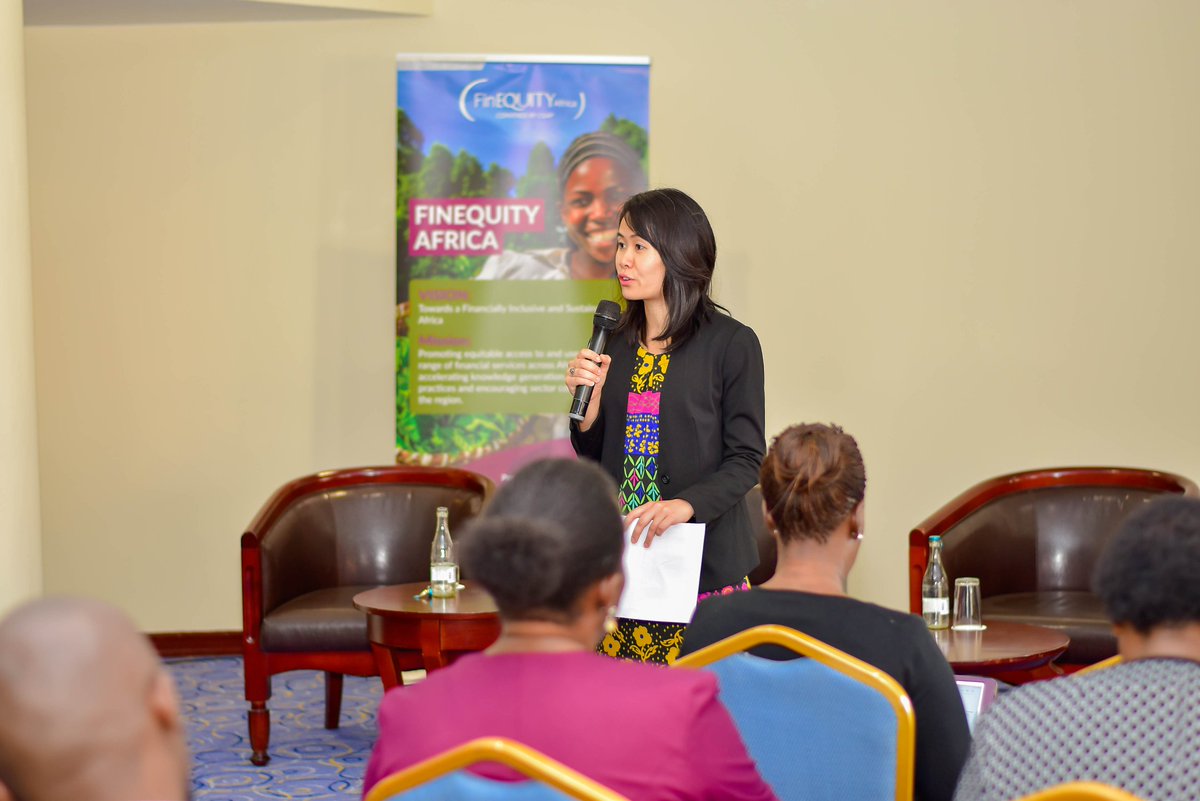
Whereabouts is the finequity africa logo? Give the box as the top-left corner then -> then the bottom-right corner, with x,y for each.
458,78 -> 587,122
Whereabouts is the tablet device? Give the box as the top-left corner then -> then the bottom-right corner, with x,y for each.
955,675 -> 999,733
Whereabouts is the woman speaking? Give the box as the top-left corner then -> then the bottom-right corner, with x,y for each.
566,187 -> 766,664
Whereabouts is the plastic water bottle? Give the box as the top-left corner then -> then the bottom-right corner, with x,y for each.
429,506 -> 458,598
922,535 -> 950,629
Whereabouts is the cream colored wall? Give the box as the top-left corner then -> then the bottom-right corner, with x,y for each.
24,1 -> 1200,630
1,0 -> 43,616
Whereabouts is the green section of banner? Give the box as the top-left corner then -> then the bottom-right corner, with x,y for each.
409,279 -> 619,414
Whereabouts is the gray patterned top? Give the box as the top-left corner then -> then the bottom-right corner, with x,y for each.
954,658 -> 1200,801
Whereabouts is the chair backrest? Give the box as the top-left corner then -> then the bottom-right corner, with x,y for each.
243,466 -> 492,614
1072,655 -> 1122,676
364,737 -> 630,801
1011,782 -> 1146,801
907,467 -> 1197,612
673,625 -> 915,801
744,485 -> 777,585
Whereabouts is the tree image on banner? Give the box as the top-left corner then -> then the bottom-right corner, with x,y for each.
507,142 -> 558,252
396,114 -> 525,464
600,112 -> 648,175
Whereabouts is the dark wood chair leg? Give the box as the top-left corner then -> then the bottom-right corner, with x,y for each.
249,701 -> 270,766
324,671 -> 344,730
243,651 -> 272,765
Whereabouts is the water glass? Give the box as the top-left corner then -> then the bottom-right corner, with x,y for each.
952,577 -> 985,631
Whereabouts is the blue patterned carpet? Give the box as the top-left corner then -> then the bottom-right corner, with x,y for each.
167,657 -> 383,800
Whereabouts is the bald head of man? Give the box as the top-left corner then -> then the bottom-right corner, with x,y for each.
0,598 -> 190,801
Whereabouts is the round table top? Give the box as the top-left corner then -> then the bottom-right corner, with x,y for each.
931,620 -> 1069,672
353,581 -> 499,619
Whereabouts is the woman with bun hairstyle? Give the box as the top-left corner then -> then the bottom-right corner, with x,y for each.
679,423 -> 970,801
566,188 -> 766,664
361,458 -> 777,801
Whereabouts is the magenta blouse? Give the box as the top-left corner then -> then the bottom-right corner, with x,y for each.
361,650 -> 777,801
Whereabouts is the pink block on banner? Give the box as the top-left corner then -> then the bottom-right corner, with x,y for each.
408,198 -> 546,257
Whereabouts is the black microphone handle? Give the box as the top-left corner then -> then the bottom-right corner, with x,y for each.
568,326 -> 612,422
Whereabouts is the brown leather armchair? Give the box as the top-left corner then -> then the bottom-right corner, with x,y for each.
908,467 -> 1197,666
240,465 -> 492,765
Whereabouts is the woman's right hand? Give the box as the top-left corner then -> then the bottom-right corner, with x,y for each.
565,348 -> 611,432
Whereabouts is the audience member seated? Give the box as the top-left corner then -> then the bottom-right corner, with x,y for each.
680,423 -> 969,801
0,597 -> 191,801
953,496 -> 1200,801
361,458 -> 777,801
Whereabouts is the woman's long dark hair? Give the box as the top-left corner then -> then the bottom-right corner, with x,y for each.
615,188 -> 723,351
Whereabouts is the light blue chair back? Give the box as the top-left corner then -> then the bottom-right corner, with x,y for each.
378,771 -> 579,799
707,653 -> 899,801
363,737 -> 630,801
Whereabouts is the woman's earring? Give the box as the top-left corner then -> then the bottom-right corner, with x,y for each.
854,529 -> 864,541
604,606 -> 619,634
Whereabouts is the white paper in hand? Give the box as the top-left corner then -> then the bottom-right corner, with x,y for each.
615,520 -> 706,623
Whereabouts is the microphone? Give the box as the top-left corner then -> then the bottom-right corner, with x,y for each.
569,300 -> 622,422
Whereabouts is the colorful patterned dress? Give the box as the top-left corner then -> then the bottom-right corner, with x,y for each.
598,347 -> 748,665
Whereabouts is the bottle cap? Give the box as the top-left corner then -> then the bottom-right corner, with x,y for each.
929,535 -> 941,542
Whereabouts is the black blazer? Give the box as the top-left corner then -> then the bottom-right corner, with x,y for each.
572,310 -> 766,592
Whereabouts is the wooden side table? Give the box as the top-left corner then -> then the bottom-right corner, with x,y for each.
353,581 -> 501,689
932,621 -> 1069,683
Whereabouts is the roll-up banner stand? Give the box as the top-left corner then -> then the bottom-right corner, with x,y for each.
395,55 -> 650,481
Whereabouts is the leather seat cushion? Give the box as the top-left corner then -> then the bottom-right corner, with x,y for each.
982,590 -> 1117,664
260,585 -> 379,652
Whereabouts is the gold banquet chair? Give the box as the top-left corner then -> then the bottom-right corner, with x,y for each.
1072,655 -> 1122,677
1011,782 -> 1145,801
363,737 -> 631,801
673,624 -> 915,801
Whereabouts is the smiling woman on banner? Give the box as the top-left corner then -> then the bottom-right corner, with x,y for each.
479,131 -> 647,281
566,187 -> 766,664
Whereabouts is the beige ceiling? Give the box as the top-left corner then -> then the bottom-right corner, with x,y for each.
24,0 -> 431,26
